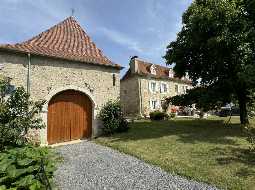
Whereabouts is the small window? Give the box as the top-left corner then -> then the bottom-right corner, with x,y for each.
160,83 -> 168,93
113,74 -> 116,86
150,100 -> 157,110
182,86 -> 185,93
6,85 -> 15,94
150,82 -> 157,92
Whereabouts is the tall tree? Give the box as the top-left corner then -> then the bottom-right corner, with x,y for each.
164,0 -> 255,124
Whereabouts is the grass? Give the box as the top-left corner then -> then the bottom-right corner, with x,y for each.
95,117 -> 255,190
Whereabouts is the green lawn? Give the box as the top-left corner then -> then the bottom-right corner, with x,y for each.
95,117 -> 255,190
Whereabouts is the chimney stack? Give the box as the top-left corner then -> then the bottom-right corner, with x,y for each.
130,56 -> 138,73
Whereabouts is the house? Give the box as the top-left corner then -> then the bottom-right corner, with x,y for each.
120,56 -> 192,117
0,17 -> 122,145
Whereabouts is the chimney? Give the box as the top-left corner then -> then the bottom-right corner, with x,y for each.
130,56 -> 138,73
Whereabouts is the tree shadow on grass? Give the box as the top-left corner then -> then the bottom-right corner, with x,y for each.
107,119 -> 245,146
211,146 -> 255,178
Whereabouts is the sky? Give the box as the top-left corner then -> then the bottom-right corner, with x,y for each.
0,0 -> 193,76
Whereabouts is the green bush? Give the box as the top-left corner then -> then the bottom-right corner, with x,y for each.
0,77 -> 45,150
169,112 -> 176,119
0,146 -> 58,190
99,100 -> 129,135
149,111 -> 168,121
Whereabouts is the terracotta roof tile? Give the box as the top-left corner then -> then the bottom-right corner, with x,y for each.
0,17 -> 121,69
122,58 -> 191,84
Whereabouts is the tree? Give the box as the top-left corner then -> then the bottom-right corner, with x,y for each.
0,76 -> 45,150
164,0 -> 255,124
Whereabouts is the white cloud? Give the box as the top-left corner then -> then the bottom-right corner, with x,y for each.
98,27 -> 144,53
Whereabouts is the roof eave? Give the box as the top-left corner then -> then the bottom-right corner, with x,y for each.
0,47 -> 123,70
122,72 -> 192,84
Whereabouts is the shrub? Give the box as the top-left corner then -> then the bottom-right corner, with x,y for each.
0,146 -> 58,190
170,112 -> 176,119
149,111 -> 168,121
99,100 -> 129,135
0,77 -> 45,150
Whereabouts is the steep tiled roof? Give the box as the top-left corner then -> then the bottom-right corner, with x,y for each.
0,17 -> 121,69
122,58 -> 191,84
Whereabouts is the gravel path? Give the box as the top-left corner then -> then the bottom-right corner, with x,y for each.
54,141 -> 219,190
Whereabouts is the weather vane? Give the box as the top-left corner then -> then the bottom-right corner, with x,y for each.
71,8 -> 75,17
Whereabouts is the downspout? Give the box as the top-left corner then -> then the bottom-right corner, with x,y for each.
138,78 -> 143,117
27,53 -> 31,94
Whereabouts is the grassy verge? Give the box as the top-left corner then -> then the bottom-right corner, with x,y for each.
95,117 -> 255,190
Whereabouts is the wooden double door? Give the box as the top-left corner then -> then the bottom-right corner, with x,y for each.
47,90 -> 92,145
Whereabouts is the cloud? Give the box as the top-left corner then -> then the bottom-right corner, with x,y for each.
98,27 -> 144,53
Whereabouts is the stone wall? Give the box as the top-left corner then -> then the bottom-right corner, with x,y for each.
0,51 -> 120,144
139,76 -> 192,116
120,76 -> 140,116
120,74 -> 192,117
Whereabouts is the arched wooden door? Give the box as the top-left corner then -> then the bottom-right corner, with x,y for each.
47,90 -> 92,144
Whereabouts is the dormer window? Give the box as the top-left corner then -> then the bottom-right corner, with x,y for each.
169,69 -> 174,78
150,65 -> 156,75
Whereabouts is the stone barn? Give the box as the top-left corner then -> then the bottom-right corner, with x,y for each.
0,17 -> 122,145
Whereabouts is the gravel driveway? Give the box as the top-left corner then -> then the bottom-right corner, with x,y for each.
54,141 -> 218,190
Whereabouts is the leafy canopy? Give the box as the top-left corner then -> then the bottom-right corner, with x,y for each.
164,0 -> 255,124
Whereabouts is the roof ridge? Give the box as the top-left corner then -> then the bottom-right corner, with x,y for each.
136,58 -> 172,70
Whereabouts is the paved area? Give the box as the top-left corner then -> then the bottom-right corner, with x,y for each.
54,141 -> 219,190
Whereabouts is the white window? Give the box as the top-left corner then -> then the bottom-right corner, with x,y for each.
182,86 -> 185,93
160,83 -> 168,93
150,65 -> 156,75
149,81 -> 157,93
150,100 -> 161,110
150,100 -> 157,110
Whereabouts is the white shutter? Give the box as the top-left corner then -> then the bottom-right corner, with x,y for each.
166,84 -> 169,93
149,82 -> 152,93
156,100 -> 161,109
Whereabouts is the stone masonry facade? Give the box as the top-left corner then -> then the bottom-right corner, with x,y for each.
0,51 -> 120,144
121,58 -> 192,117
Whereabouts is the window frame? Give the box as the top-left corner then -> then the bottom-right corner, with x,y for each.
149,81 -> 157,93
149,99 -> 159,110
160,82 -> 168,94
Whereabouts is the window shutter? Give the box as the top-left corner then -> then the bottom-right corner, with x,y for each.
149,82 -> 152,93
166,84 -> 169,92
156,100 -> 161,109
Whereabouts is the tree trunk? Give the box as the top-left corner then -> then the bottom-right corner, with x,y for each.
238,92 -> 249,125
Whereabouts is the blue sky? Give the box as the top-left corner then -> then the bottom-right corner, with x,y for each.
0,0 -> 192,75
